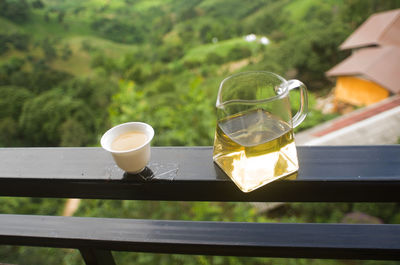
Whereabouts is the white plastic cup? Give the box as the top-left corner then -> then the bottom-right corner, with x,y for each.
100,122 -> 154,174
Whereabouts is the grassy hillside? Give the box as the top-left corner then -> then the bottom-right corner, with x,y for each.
0,0 -> 366,80
1,0 -> 399,148
2,1 -> 400,265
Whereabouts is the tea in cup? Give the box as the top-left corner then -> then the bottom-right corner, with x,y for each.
101,122 -> 154,174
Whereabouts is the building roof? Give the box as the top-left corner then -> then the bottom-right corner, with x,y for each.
340,8 -> 400,50
295,95 -> 400,145
326,46 -> 400,94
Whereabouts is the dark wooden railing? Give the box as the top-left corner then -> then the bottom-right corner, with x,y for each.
0,146 -> 400,264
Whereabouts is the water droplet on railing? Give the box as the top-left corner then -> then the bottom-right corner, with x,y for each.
142,162 -> 179,181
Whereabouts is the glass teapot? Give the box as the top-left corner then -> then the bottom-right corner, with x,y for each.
213,71 -> 308,192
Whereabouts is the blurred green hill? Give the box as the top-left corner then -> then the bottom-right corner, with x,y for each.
1,1 -> 400,264
1,0 -> 399,148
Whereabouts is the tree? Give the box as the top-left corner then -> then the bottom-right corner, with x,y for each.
21,65 -> 71,94
227,46 -> 252,61
0,85 -> 32,119
59,118 -> 88,147
0,0 -> 30,23
0,33 -> 30,54
57,10 -> 65,23
158,42 -> 184,63
0,86 -> 31,146
0,34 -> 8,55
125,65 -> 145,84
90,53 -> 117,75
61,43 -> 72,61
91,17 -> 145,44
31,0 -> 44,9
205,52 -> 224,65
0,57 -> 25,86
61,77 -> 116,135
41,38 -> 57,61
254,2 -> 352,90
109,77 -> 215,146
19,89 -> 95,146
339,0 -> 400,30
9,33 -> 30,51
0,117 -> 18,146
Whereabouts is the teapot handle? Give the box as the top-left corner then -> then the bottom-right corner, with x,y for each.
288,79 -> 308,128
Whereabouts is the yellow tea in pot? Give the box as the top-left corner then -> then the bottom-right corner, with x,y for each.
213,108 -> 298,193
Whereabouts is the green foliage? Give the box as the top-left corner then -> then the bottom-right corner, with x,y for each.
182,37 -> 259,65
0,33 -> 30,54
242,0 -> 289,35
288,88 -> 338,132
0,117 -> 18,146
205,52 -> 224,65
0,52 -> 115,146
0,57 -> 25,86
339,0 -> 400,29
31,0 -> 44,9
109,78 -> 215,146
1,1 -> 400,264
296,110 -> 338,132
73,199 -> 272,265
158,42 -> 185,63
19,89 -> 91,146
0,196 -> 64,215
249,2 -> 352,90
0,57 -> 72,94
91,17 -> 145,44
227,46 -> 252,61
90,52 -> 118,75
352,203 -> 400,224
0,86 -> 32,119
61,43 -> 73,60
61,77 -> 116,134
16,77 -> 116,147
0,0 -> 31,23
0,86 -> 32,146
0,196 -> 70,265
41,37 -> 57,61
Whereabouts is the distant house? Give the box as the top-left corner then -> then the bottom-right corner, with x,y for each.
326,8 -> 400,106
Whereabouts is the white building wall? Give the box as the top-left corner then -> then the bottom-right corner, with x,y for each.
301,106 -> 400,146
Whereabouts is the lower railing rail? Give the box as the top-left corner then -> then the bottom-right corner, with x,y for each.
1,214 -> 400,263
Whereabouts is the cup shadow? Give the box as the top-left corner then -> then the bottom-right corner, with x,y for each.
122,167 -> 154,181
